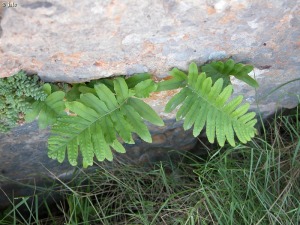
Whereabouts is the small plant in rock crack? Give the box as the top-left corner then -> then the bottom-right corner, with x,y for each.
47,75 -> 164,168
0,59 -> 258,167
0,71 -> 47,132
158,61 -> 258,147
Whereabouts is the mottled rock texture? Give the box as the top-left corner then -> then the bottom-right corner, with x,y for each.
0,0 -> 299,118
0,0 -> 299,209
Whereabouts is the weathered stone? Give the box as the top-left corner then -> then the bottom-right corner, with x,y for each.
0,0 -> 298,118
0,0 -> 299,210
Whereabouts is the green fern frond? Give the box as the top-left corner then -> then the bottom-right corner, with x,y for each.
165,62 -> 257,147
202,59 -> 259,88
48,77 -> 164,167
25,84 -> 66,129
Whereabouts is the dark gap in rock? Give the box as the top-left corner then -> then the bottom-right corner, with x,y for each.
22,1 -> 53,9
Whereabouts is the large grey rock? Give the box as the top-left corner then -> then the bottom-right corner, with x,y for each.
0,0 -> 299,117
0,0 -> 299,210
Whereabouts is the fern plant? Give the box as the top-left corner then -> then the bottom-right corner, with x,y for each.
164,62 -> 257,147
1,60 -> 258,167
47,77 -> 164,167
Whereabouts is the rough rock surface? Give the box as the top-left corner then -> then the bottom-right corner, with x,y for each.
0,0 -> 299,118
0,0 -> 299,209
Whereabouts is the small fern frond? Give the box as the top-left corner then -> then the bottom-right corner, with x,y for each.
202,59 -> 259,88
165,63 -> 257,147
48,77 -> 163,167
25,84 -> 66,129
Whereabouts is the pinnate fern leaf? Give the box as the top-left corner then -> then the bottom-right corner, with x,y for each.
165,63 -> 257,147
48,77 -> 164,167
25,84 -> 66,129
202,59 -> 259,88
